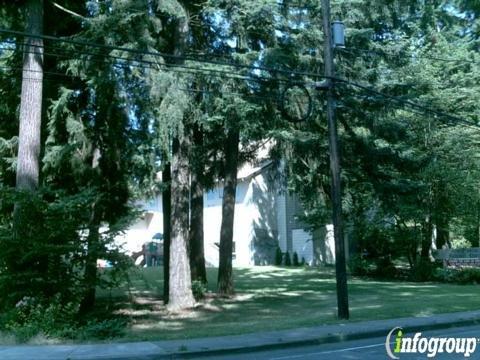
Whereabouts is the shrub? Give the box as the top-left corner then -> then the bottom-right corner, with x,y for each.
77,318 -> 127,340
191,280 -> 207,301
275,247 -> 283,266
301,257 -> 306,266
284,251 -> 292,266
435,268 -> 480,284
455,268 -> 480,284
348,254 -> 370,276
2,295 -> 80,343
450,237 -> 472,249
411,259 -> 436,282
0,186 -> 133,313
0,187 -> 134,342
292,252 -> 300,266
374,257 -> 397,279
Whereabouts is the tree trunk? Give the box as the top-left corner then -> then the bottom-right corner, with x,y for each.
162,162 -> 171,304
189,126 -> 207,284
16,0 -> 43,191
168,137 -> 195,311
80,148 -> 102,313
420,216 -> 433,260
166,3 -> 195,312
435,214 -> 449,249
79,216 -> 100,313
217,128 -> 239,296
475,197 -> 480,248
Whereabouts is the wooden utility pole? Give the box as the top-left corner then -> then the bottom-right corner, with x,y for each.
321,0 -> 349,320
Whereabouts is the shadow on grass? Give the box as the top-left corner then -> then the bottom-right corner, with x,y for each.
84,266 -> 480,343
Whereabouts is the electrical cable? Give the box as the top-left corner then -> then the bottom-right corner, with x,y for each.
338,46 -> 478,65
0,66 -> 281,103
0,28 -> 325,80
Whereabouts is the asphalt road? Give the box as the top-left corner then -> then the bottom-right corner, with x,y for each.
190,325 -> 480,360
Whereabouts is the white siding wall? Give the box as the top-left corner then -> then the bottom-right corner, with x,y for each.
203,186 -> 223,267
233,180 -> 255,267
115,206 -> 163,255
276,193 -> 287,252
116,167 -> 298,268
203,180 -> 253,267
292,229 -> 314,264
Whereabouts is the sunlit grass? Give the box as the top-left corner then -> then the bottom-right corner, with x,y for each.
91,266 -> 480,343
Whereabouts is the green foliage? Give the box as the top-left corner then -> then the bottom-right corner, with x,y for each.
348,255 -> 371,276
292,252 -> 300,267
0,186 -> 132,314
275,247 -> 283,266
434,268 -> 480,285
191,280 -> 207,301
0,295 -> 79,343
411,259 -> 437,282
284,251 -> 291,266
76,318 -> 128,341
451,237 -> 472,249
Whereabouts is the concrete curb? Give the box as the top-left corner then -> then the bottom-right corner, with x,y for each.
143,313 -> 480,360
2,311 -> 480,359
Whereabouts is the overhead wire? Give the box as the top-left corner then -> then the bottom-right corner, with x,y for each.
334,78 -> 479,129
338,46 -> 478,65
1,29 -> 477,130
0,28 -> 324,80
0,66 -> 282,103
0,44 -> 295,86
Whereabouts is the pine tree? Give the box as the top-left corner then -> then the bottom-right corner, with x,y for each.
15,0 -> 43,192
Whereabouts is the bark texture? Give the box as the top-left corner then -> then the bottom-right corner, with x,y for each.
168,137 -> 195,311
166,4 -> 195,312
189,125 -> 207,284
162,163 -> 171,303
16,0 -> 44,191
217,128 -> 239,296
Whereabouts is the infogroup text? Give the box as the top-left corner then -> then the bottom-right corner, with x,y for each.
385,327 -> 477,359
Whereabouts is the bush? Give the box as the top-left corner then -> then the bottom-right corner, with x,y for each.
373,257 -> 397,279
2,295 -> 79,343
411,259 -> 436,282
348,255 -> 370,276
284,251 -> 292,266
76,318 -> 127,341
450,237 -> 472,249
0,187 -> 133,312
434,268 -> 480,284
301,257 -> 306,266
0,187 -> 134,342
455,268 -> 480,284
191,280 -> 207,301
293,252 -> 300,266
275,247 -> 283,266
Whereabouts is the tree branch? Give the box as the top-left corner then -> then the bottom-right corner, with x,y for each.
52,2 -> 85,20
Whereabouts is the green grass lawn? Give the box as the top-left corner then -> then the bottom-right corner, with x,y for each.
93,266 -> 480,342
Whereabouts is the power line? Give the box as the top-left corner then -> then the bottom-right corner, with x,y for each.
0,66 -> 281,103
337,92 -> 459,131
0,28 -> 324,80
0,45 -> 296,88
2,28 -> 476,130
0,38 -> 318,86
338,46 -> 478,65
335,78 -> 479,129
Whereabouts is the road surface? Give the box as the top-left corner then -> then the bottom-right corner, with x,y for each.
192,325 -> 480,360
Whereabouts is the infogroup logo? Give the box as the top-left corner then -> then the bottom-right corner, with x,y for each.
385,327 -> 477,359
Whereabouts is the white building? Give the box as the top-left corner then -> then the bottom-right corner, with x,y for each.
116,161 -> 339,267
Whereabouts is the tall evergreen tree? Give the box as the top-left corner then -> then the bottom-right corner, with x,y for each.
16,0 -> 43,192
